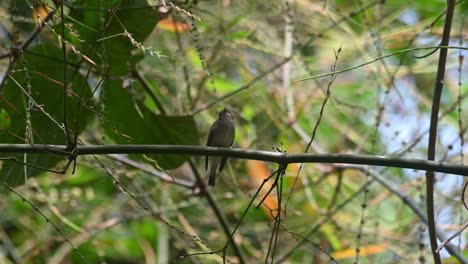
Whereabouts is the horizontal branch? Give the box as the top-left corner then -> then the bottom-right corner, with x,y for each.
0,144 -> 467,176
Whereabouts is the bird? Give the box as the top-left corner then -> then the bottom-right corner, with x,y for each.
206,108 -> 235,186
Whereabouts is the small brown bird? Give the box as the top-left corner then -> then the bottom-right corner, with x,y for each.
206,109 -> 235,186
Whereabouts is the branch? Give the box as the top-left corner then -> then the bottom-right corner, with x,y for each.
190,57 -> 291,115
0,144 -> 467,176
425,1 -> 456,263
296,45 -> 467,82
132,70 -> 167,115
345,164 -> 468,264
187,161 -> 246,263
107,154 -> 195,188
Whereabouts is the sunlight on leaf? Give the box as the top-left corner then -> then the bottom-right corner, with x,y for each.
157,16 -> 190,32
32,4 -> 50,25
0,109 -> 11,129
247,160 -> 285,219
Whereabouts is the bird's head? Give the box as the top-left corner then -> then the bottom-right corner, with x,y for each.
219,108 -> 233,120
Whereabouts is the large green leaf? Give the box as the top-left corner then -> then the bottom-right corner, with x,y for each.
0,45 -> 94,186
67,0 -> 163,76
102,79 -> 198,169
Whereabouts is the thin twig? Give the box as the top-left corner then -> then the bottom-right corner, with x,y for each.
92,155 -> 214,256
132,70 -> 167,115
1,182 -> 89,263
277,181 -> 373,262
0,156 -> 67,174
7,75 -> 66,135
107,154 -> 195,188
191,57 -> 291,115
172,14 -> 193,109
59,0 -> 71,146
342,164 -> 468,264
436,221 -> 468,253
296,45 -> 468,82
284,46 -> 341,214
187,161 -> 246,264
282,0 -> 295,123
0,11 -> 55,94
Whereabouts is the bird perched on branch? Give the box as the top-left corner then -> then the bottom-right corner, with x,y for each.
206,108 -> 235,186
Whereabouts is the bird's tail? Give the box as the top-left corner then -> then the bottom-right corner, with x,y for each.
208,157 -> 221,186
208,167 -> 216,186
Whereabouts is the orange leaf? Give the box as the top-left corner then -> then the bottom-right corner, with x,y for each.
332,243 -> 388,259
157,17 -> 190,32
32,5 -> 50,25
247,160 -> 271,185
260,195 -> 283,219
247,160 -> 285,219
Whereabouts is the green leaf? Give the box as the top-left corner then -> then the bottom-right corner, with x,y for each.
65,165 -> 104,185
0,44 -> 94,186
206,77 -> 240,93
67,0 -> 163,76
102,79 -> 199,169
225,30 -> 251,41
0,109 -> 11,129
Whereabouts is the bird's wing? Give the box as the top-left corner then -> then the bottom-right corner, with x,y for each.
219,157 -> 227,172
206,124 -> 216,170
220,123 -> 235,172
230,123 -> 235,147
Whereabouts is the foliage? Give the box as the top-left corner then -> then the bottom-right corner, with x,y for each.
0,0 -> 467,263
